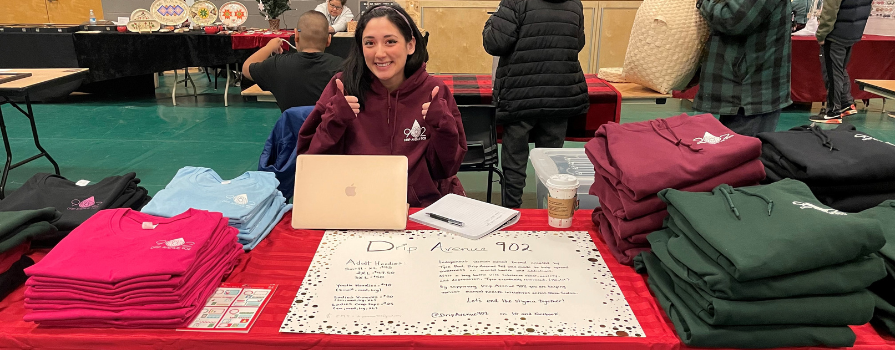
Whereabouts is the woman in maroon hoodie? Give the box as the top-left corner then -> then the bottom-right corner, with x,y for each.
296,4 -> 467,207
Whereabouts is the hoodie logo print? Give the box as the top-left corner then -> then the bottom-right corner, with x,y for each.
693,132 -> 733,145
855,134 -> 895,147
404,120 -> 427,142
792,201 -> 847,216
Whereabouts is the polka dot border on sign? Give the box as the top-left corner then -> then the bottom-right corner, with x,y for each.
280,230 -> 644,337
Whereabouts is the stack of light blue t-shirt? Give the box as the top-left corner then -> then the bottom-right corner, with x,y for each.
141,167 -> 291,250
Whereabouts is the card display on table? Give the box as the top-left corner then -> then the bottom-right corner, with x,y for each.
280,230 -> 643,336
179,283 -> 277,333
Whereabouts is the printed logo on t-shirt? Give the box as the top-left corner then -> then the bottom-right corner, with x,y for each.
68,196 -> 102,210
403,120 -> 427,142
223,193 -> 256,209
792,201 -> 847,216
855,134 -> 895,147
693,132 -> 733,145
151,238 -> 196,250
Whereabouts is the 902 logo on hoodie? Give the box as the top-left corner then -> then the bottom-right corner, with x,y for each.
404,120 -> 427,142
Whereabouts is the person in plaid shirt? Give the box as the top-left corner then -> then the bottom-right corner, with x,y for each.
695,0 -> 793,137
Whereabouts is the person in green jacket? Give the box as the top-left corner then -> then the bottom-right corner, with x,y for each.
695,0 -> 793,137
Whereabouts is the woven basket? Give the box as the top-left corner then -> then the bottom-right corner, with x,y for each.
622,0 -> 709,93
598,67 -> 628,83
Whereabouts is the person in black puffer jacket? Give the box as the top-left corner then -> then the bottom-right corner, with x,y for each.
483,0 -> 589,208
809,0 -> 873,123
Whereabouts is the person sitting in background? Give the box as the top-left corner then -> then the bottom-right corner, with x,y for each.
297,4 -> 467,207
242,11 -> 343,113
315,0 -> 354,32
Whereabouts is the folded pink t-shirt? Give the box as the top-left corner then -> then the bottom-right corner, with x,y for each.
26,208 -> 225,283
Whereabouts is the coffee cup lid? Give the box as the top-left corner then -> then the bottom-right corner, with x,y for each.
546,174 -> 579,189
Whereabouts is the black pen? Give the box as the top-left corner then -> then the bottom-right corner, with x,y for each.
427,213 -> 465,227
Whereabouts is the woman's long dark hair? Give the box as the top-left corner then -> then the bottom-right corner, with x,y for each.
340,4 -> 428,108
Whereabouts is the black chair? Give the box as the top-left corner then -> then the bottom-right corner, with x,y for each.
458,105 -> 505,204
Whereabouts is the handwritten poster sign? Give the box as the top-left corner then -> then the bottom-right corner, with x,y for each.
280,230 -> 643,337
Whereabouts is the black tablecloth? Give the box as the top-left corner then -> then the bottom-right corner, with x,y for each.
0,32 -> 237,82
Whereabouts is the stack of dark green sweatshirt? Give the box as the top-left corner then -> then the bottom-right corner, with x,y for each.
857,200 -> 895,335
0,208 -> 60,301
635,179 -> 887,348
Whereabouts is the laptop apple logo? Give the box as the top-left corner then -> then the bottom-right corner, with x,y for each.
345,184 -> 356,197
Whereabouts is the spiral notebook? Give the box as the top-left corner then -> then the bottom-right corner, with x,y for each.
409,194 -> 520,239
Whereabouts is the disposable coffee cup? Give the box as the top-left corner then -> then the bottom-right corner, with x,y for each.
546,174 -> 579,228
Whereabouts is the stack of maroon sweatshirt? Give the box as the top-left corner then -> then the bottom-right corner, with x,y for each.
585,114 -> 766,265
23,208 -> 243,328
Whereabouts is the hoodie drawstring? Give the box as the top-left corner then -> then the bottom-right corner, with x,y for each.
715,185 -> 774,220
808,125 -> 838,152
650,118 -> 703,152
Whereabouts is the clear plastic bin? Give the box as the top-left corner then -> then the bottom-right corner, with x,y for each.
529,148 -> 600,209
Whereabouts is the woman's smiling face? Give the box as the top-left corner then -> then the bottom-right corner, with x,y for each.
362,17 -> 415,91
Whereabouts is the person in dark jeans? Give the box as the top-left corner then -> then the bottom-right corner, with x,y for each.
694,0 -> 792,137
482,0 -> 589,208
809,0 -> 873,123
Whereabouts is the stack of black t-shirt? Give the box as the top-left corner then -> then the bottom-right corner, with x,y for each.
758,124 -> 895,212
0,208 -> 60,300
0,173 -> 150,246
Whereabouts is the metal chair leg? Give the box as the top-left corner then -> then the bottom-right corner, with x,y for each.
492,167 -> 506,207
486,169 -> 494,203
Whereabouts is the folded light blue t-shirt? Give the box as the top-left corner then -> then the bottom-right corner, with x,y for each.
142,167 -> 280,224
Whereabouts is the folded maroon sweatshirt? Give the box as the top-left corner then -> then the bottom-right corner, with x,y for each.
589,114 -> 762,201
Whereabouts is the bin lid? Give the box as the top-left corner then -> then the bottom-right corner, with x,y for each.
529,148 -> 595,188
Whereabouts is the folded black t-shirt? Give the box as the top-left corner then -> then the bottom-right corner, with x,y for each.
0,173 -> 138,232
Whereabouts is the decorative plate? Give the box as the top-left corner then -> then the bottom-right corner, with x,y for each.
150,0 -> 189,26
219,1 -> 248,27
126,19 -> 161,32
130,8 -> 153,21
189,0 -> 218,26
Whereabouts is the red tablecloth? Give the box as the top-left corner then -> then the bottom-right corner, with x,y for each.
231,32 -> 292,51
434,74 -> 622,142
673,35 -> 895,103
1,209 -> 892,349
0,210 -> 679,349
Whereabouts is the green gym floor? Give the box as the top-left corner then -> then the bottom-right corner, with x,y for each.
2,73 -> 893,208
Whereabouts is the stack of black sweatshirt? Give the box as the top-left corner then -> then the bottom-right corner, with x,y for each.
0,173 -> 150,247
759,124 -> 895,212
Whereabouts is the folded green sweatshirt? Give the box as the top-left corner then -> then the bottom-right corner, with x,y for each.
860,201 -> 895,336
659,179 -> 885,282
664,259 -> 874,326
857,200 -> 895,261
650,228 -> 886,301
0,208 -> 60,253
640,252 -> 858,348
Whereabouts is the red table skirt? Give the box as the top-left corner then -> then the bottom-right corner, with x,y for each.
231,32 -> 292,51
674,35 -> 895,103
434,74 -> 621,142
0,209 -> 892,349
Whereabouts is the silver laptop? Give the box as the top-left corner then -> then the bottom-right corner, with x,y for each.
292,155 -> 408,230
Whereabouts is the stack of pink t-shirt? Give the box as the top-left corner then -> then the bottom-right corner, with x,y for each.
585,114 -> 766,265
23,208 -> 243,328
